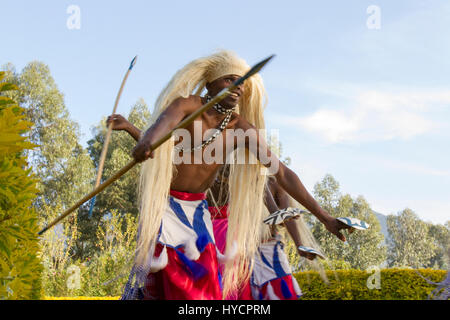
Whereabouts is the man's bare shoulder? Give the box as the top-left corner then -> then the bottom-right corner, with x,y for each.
170,95 -> 202,112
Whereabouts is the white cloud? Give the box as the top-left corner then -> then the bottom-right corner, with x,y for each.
291,88 -> 450,143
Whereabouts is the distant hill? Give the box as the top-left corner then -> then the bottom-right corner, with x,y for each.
373,210 -> 390,245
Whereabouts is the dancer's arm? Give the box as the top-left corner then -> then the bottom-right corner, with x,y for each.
273,163 -> 350,240
107,114 -> 141,142
237,118 -> 351,242
263,186 -> 279,213
132,96 -> 199,162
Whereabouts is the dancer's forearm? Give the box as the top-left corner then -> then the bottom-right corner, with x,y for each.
274,164 -> 332,225
284,219 -> 303,247
264,187 -> 279,213
125,124 -> 141,142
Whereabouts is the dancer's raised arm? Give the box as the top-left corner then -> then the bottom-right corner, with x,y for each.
107,114 -> 141,142
131,96 -> 198,162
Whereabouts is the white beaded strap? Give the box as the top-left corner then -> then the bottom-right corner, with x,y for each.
174,96 -> 234,152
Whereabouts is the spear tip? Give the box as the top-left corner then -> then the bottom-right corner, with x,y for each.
129,55 -> 138,70
234,54 -> 275,86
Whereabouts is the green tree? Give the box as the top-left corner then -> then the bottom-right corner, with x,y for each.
39,201 -> 79,297
313,173 -> 341,212
386,208 -> 438,268
2,62 -> 95,298
427,221 -> 449,270
309,174 -> 387,270
87,98 -> 150,217
0,72 -> 42,299
72,99 -> 150,261
78,210 -> 137,297
267,133 -> 291,166
1,62 -> 94,213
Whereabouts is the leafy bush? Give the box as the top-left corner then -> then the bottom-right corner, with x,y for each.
41,209 -> 137,297
39,201 -> 79,297
78,210 -> 137,297
0,71 -> 42,299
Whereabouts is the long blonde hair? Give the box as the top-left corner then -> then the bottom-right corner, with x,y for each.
135,50 -> 268,297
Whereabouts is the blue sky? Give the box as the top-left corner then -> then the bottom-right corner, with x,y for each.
1,0 -> 449,224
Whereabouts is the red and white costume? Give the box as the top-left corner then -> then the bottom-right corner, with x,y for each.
121,190 -> 222,300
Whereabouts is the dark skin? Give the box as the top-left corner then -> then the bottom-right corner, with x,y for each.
107,74 -> 351,242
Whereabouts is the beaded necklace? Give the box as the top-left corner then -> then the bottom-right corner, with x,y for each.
174,95 -> 235,152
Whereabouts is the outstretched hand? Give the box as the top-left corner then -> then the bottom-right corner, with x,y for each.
324,217 -> 355,242
297,249 -> 318,261
107,114 -> 130,131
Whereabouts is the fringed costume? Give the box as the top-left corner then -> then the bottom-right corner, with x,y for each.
209,205 -> 253,300
122,190 -> 222,300
250,235 -> 302,300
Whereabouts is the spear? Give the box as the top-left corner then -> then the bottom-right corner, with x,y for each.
38,54 -> 275,235
88,56 -> 137,217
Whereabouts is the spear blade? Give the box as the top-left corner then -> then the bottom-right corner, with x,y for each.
129,56 -> 138,70
233,54 -> 275,87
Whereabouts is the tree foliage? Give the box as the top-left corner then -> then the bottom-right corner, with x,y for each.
295,268 -> 447,300
0,72 -> 42,299
86,98 -> 150,217
39,201 -> 79,297
71,99 -> 150,261
427,221 -> 450,269
1,62 -> 94,213
78,210 -> 137,296
387,208 -> 440,269
308,174 -> 387,270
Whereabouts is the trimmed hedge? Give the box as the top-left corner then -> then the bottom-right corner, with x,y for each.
44,269 -> 447,300
294,268 -> 447,300
45,296 -> 120,300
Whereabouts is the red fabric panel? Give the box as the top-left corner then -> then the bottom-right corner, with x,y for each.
260,275 -> 299,300
143,243 -> 222,300
170,189 -> 207,201
210,205 -> 254,300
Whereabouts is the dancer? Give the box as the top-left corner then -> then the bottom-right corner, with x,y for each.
108,50 -> 350,299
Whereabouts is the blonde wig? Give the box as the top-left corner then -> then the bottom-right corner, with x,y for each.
135,50 -> 268,297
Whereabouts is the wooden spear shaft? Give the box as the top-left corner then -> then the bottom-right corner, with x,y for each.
38,54 -> 275,236
94,56 -> 137,189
